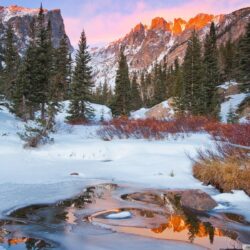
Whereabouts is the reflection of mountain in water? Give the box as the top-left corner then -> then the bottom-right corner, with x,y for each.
151,214 -> 223,243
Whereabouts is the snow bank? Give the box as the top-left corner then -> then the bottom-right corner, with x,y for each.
213,190 -> 250,221
220,93 -> 248,123
239,116 -> 250,124
218,81 -> 238,90
1,103 -> 250,223
130,108 -> 149,119
56,101 -> 112,124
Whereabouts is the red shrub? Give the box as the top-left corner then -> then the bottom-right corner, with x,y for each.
67,118 -> 90,125
206,123 -> 250,147
98,116 -> 250,147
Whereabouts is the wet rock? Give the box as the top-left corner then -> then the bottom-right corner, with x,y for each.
122,192 -> 166,206
70,172 -> 79,176
166,189 -> 217,211
122,189 -> 217,212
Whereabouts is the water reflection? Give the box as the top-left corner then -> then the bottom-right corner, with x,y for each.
1,237 -> 51,249
0,183 -> 249,250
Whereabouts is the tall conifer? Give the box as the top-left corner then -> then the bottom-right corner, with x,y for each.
111,48 -> 131,116
203,22 -> 220,117
67,29 -> 94,121
130,72 -> 142,111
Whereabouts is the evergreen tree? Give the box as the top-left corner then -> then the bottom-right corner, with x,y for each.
182,31 -> 205,115
93,82 -> 102,104
172,58 -> 185,113
203,22 -> 220,117
53,34 -> 72,100
219,39 -> 237,82
14,19 -> 38,119
32,4 -> 53,120
227,105 -> 238,124
111,48 -> 131,116
140,71 -> 147,105
172,58 -> 183,97
238,22 -> 250,92
101,80 -> 109,105
0,22 -> 5,95
145,72 -> 152,107
153,63 -> 167,105
67,29 -> 94,122
107,86 -> 114,106
130,72 -> 142,111
2,23 -> 20,100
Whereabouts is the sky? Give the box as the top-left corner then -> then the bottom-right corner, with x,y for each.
1,0 -> 249,47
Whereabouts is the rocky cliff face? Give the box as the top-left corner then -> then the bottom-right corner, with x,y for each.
91,7 -> 250,88
0,5 -> 72,53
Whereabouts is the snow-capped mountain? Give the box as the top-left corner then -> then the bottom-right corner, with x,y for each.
90,7 -> 250,88
0,5 -> 72,53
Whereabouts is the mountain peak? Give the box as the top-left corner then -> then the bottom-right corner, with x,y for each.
186,13 -> 214,30
173,18 -> 187,34
133,23 -> 145,33
150,17 -> 171,31
4,5 -> 48,14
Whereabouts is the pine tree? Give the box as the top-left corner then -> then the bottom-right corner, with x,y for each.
182,30 -> 205,115
203,22 -> 220,117
140,71 -> 147,105
219,39 -> 237,82
31,4 -> 53,120
227,105 -> 238,124
111,48 -> 131,116
153,63 -> 167,105
107,86 -> 114,106
2,23 -> 20,100
102,80 -> 109,105
130,72 -> 142,111
53,34 -> 72,100
93,83 -> 102,104
14,18 -> 40,120
67,29 -> 94,122
0,22 -> 5,95
172,58 -> 185,113
238,22 -> 250,92
14,31 -> 37,119
145,72 -> 152,107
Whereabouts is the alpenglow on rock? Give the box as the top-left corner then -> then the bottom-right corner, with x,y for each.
90,7 -> 250,88
0,5 -> 72,53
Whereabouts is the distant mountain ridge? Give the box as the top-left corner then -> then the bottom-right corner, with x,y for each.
90,7 -> 250,88
0,5 -> 72,53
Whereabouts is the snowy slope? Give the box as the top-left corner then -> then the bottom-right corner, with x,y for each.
220,93 -> 249,123
1,103 -> 250,224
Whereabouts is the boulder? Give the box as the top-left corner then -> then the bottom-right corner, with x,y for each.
166,189 -> 217,211
145,98 -> 175,120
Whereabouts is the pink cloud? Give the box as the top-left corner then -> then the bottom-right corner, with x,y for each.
64,0 -> 249,46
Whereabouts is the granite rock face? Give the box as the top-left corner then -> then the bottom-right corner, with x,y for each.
0,5 -> 72,54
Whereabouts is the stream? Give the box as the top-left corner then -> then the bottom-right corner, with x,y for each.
0,183 -> 250,250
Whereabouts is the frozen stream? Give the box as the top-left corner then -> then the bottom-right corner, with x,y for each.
0,183 -> 250,250
1,105 -> 250,249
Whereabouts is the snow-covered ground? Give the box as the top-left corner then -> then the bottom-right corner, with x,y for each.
218,81 -> 238,90
1,102 -> 250,224
220,93 -> 249,123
